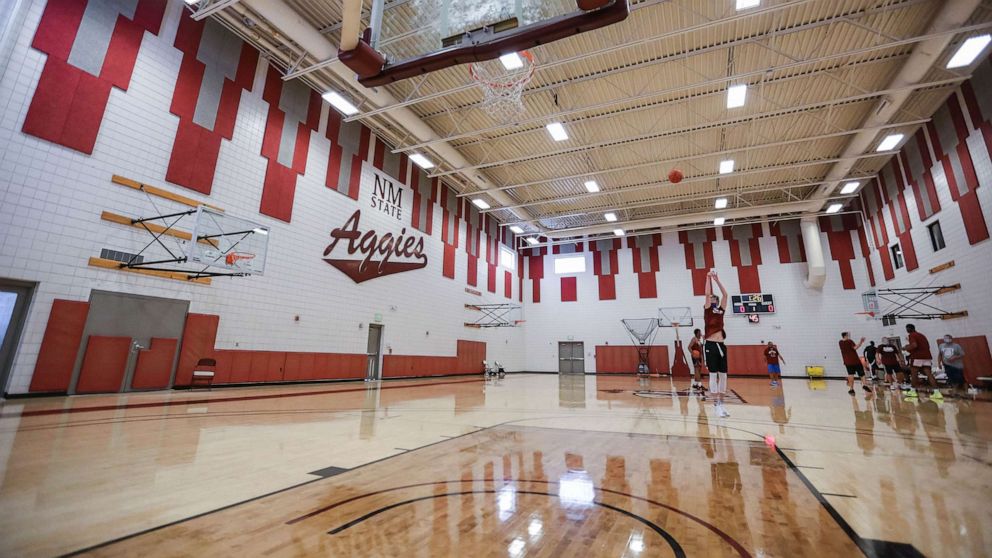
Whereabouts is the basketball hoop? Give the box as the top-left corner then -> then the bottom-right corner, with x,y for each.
469,51 -> 536,123
225,252 -> 256,267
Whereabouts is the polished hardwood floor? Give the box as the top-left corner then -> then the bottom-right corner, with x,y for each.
0,375 -> 989,557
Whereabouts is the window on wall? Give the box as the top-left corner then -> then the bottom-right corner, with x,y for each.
928,221 -> 946,252
891,243 -> 904,270
554,255 -> 586,275
499,246 -> 516,270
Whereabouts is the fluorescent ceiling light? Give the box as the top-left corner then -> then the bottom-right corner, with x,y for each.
525,237 -> 539,245
726,84 -> 747,108
252,228 -> 268,235
613,229 -> 625,236
604,212 -> 617,222
719,159 -> 735,174
322,91 -> 359,115
947,35 -> 991,69
546,122 -> 569,141
714,217 -> 726,226
876,133 -> 904,152
509,225 -> 524,234
714,197 -> 728,209
499,52 -> 524,70
736,0 -> 760,9
584,180 -> 599,192
184,0 -> 199,4
409,153 -> 434,169
826,203 -> 843,214
472,199 -> 490,210
840,181 -> 860,194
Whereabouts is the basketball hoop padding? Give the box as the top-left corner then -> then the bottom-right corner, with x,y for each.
339,41 -> 387,79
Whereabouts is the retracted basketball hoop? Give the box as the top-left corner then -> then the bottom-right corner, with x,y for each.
469,50 -> 536,123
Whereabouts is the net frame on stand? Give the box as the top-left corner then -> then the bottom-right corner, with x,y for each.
620,318 -> 660,376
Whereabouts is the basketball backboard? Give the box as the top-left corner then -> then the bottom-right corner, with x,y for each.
376,0 -> 579,62
658,307 -> 693,328
187,207 -> 269,275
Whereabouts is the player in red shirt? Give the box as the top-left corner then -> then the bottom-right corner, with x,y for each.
703,270 -> 730,417
903,324 -> 940,400
764,341 -> 785,388
687,328 -> 705,393
876,339 -> 902,388
838,332 -> 871,395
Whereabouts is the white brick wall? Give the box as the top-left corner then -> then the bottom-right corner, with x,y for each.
522,227 -> 885,375
0,0 -> 522,394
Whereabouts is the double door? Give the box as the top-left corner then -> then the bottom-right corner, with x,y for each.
558,342 -> 585,374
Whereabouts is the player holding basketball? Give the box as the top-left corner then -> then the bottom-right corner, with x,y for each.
688,328 -> 705,393
764,341 -> 785,388
903,324 -> 941,401
838,332 -> 872,395
703,270 -> 730,417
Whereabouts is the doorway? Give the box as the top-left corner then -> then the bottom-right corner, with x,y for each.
0,279 -> 36,396
558,341 -> 585,374
69,291 -> 189,394
366,324 -> 383,381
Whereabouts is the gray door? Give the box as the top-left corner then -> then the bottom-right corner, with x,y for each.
366,324 -> 383,381
0,279 -> 36,396
69,291 -> 189,394
558,342 -> 585,374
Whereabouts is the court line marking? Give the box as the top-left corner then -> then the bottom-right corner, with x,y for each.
820,492 -> 858,498
324,489 -> 688,558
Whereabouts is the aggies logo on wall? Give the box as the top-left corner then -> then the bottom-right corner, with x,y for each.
323,163 -> 428,283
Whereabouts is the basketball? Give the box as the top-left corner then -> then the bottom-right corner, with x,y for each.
668,169 -> 683,183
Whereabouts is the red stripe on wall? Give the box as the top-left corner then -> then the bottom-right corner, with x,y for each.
899,230 -> 918,271
599,274 -> 617,300
637,272 -> 657,299
443,243 -> 456,279
561,276 -> 577,302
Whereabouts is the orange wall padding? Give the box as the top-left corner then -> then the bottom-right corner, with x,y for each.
131,337 -> 178,390
595,345 -> 671,374
954,335 -> 991,385
382,339 -> 486,377
76,336 -> 131,393
726,344 -> 770,376
176,313 -> 220,385
30,299 -> 89,392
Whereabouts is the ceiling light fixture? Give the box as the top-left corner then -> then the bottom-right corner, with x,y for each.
546,122 -> 569,141
714,217 -> 726,226
947,35 -> 991,69
499,52 -> 524,70
736,0 -> 760,9
322,91 -> 359,115
876,133 -> 904,152
840,181 -> 860,194
826,203 -> 843,214
604,212 -> 617,222
409,153 -> 434,169
525,237 -> 539,245
715,197 -> 728,209
584,180 -> 600,193
472,199 -> 490,210
509,225 -> 524,234
613,229 -> 625,236
726,84 -> 747,108
719,160 -> 735,174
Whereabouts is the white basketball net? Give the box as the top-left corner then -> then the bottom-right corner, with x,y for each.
469,51 -> 535,123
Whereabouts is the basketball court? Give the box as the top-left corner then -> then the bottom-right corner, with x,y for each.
1,0 -> 991,556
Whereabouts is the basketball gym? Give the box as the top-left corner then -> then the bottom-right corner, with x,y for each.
0,0 -> 991,556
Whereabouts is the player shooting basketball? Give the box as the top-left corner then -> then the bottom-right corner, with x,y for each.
703,270 -> 730,417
